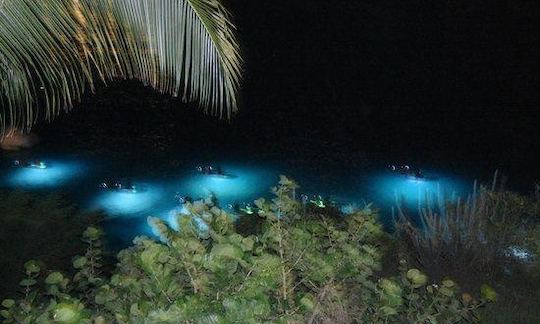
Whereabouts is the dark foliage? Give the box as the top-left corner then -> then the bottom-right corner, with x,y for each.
1,178 -> 492,323
0,191 -> 101,297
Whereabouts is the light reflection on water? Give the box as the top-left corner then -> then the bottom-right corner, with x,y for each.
90,163 -> 281,246
171,164 -> 278,207
1,157 -> 471,248
4,159 -> 87,188
88,183 -> 166,216
367,170 -> 468,209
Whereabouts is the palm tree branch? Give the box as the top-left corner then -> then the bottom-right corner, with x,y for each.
0,0 -> 242,136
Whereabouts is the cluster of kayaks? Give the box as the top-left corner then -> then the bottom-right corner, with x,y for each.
99,181 -> 139,193
10,161 -> 234,194
10,160 -> 435,215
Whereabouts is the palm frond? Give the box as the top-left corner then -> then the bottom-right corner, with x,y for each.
0,0 -> 242,134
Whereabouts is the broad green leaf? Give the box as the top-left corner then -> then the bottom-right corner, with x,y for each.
45,272 -> 64,285
83,227 -> 101,240
24,260 -> 40,274
480,284 -> 498,302
1,299 -> 14,308
406,269 -> 428,288
19,279 -> 36,286
72,256 -> 88,269
52,303 -> 82,323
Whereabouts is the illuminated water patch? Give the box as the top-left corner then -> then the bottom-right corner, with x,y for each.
90,162 -> 278,248
367,170 -> 469,211
173,163 -> 278,207
5,160 -> 86,189
89,183 -> 166,216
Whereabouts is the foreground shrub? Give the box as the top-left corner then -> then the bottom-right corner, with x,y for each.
395,177 -> 540,282
2,177 -> 490,323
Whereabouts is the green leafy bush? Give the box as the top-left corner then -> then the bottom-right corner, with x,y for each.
395,177 -> 540,323
395,179 -> 540,283
1,177 -> 490,323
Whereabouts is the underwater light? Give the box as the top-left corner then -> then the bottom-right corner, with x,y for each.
195,165 -> 235,178
208,173 -> 236,179
340,203 -> 359,215
405,176 -> 426,184
99,180 -> 139,193
506,246 -> 533,262
175,164 -> 278,207
27,161 -> 47,169
310,195 -> 326,208
368,169 -> 467,210
5,159 -> 85,188
243,206 -> 255,214
12,159 -> 47,169
238,203 -> 255,214
90,183 -> 164,216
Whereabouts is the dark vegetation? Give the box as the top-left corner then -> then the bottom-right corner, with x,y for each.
394,177 -> 540,323
4,176 -> 539,323
0,192 -> 102,297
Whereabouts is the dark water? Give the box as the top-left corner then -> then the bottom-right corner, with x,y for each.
0,150 -> 471,249
0,102 -> 486,250
1,81 -> 538,249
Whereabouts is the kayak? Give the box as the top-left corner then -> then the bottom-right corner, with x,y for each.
206,173 -> 236,179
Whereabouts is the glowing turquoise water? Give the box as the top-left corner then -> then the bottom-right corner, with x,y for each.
89,162 -> 281,246
89,182 -> 167,216
367,170 -> 468,210
362,170 -> 470,226
1,156 -> 472,248
170,164 -> 278,206
4,159 -> 87,188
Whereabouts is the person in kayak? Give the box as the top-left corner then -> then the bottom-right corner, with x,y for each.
389,164 -> 423,178
175,193 -> 193,205
197,165 -> 226,176
13,159 -> 47,169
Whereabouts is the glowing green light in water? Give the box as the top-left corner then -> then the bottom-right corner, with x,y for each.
239,204 -> 255,214
310,195 -> 326,208
28,161 -> 47,169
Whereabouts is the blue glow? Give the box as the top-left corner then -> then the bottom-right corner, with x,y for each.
89,183 -> 166,216
340,203 -> 360,215
367,170 -> 469,211
172,163 -> 278,207
506,246 -> 533,261
5,160 -> 86,189
85,163 -> 279,248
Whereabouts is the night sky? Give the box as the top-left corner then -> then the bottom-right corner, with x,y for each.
39,0 -> 539,185
229,0 -> 540,181
231,0 -> 538,109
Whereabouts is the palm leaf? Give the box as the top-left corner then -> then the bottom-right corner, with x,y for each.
0,0 -> 242,134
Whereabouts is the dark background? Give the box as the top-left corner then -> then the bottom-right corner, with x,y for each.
38,0 -> 539,187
